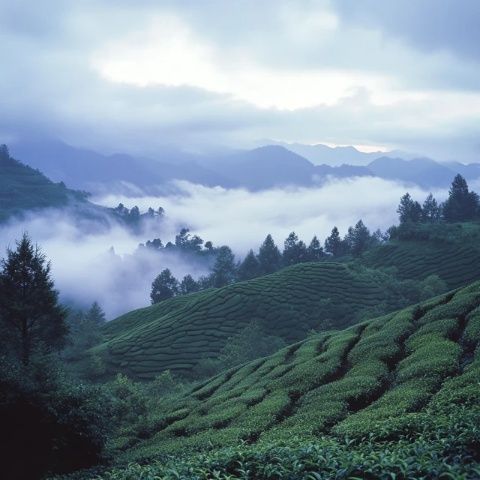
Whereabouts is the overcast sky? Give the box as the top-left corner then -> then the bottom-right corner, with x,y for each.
1,0 -> 479,161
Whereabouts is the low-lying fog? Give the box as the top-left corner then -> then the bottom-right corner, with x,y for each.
0,177 -> 445,319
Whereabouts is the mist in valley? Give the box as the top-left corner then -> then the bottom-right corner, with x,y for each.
0,177 -> 445,318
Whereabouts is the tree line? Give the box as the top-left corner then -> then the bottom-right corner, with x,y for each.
397,174 -> 480,225
150,174 -> 480,303
150,221 -> 383,303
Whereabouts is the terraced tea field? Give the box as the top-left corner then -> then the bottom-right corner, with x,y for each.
97,262 -> 409,378
362,224 -> 480,289
115,280 -> 480,467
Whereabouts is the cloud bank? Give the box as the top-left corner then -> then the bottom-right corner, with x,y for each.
0,177 -> 443,319
95,177 -> 445,254
0,1 -> 480,160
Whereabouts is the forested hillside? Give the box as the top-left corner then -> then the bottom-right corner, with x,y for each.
0,144 -> 87,222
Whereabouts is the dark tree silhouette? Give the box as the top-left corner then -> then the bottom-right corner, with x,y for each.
283,232 -> 308,266
0,234 -> 67,366
210,246 -> 236,287
150,269 -> 179,304
324,226 -> 344,257
422,193 -> 442,222
307,236 -> 324,261
257,234 -> 282,274
397,193 -> 422,224
345,220 -> 372,256
443,174 -> 479,222
179,274 -> 199,294
237,249 -> 261,281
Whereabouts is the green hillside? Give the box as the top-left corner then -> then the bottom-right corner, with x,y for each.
97,262 -> 422,379
361,222 -> 480,289
0,145 -> 88,222
94,280 -> 480,479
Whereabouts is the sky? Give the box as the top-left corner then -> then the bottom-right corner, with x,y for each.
1,0 -> 480,160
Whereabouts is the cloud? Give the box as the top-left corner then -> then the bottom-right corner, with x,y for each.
94,177 -> 446,254
334,0 -> 480,63
0,209 -> 208,319
0,178 -> 443,319
0,0 -> 480,160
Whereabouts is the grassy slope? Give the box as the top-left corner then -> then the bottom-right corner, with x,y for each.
361,222 -> 480,289
97,262 -> 405,378
114,280 -> 480,469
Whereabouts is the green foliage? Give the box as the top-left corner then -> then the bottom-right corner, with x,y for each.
193,322 -> 286,378
73,407 -> 480,479
150,268 -> 179,304
422,193 -> 442,222
0,144 -> 86,222
0,357 -> 114,479
363,222 -> 480,289
237,250 -> 261,281
443,174 -> 480,222
93,262 -> 435,379
257,234 -> 282,274
210,246 -> 237,287
324,226 -> 345,256
344,219 -> 375,256
106,374 -> 148,425
397,192 -> 423,224
0,233 -> 67,366
306,235 -> 324,261
95,283 -> 480,468
282,231 -> 309,266
179,274 -> 199,294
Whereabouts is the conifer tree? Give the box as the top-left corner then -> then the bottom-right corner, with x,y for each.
307,236 -> 324,261
0,234 -> 67,366
257,234 -> 282,274
443,174 -> 479,222
210,246 -> 236,287
422,193 -> 441,222
324,226 -> 344,257
237,250 -> 261,280
283,232 -> 308,266
397,193 -> 422,224
344,220 -> 371,256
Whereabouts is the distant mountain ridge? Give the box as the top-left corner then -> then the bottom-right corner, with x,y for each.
8,138 -> 480,194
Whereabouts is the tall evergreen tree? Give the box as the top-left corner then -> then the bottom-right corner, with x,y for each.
66,302 -> 106,356
397,193 -> 422,224
422,193 -> 442,222
307,236 -> 324,261
237,250 -> 261,281
324,226 -> 344,257
345,220 -> 371,256
150,269 -> 179,304
282,232 -> 308,266
210,246 -> 236,287
0,234 -> 67,366
257,234 -> 282,274
85,301 -> 106,326
443,174 -> 479,222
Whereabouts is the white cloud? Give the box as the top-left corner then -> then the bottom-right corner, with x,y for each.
93,14 -> 392,110
95,177 -> 445,254
1,0 -> 480,159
